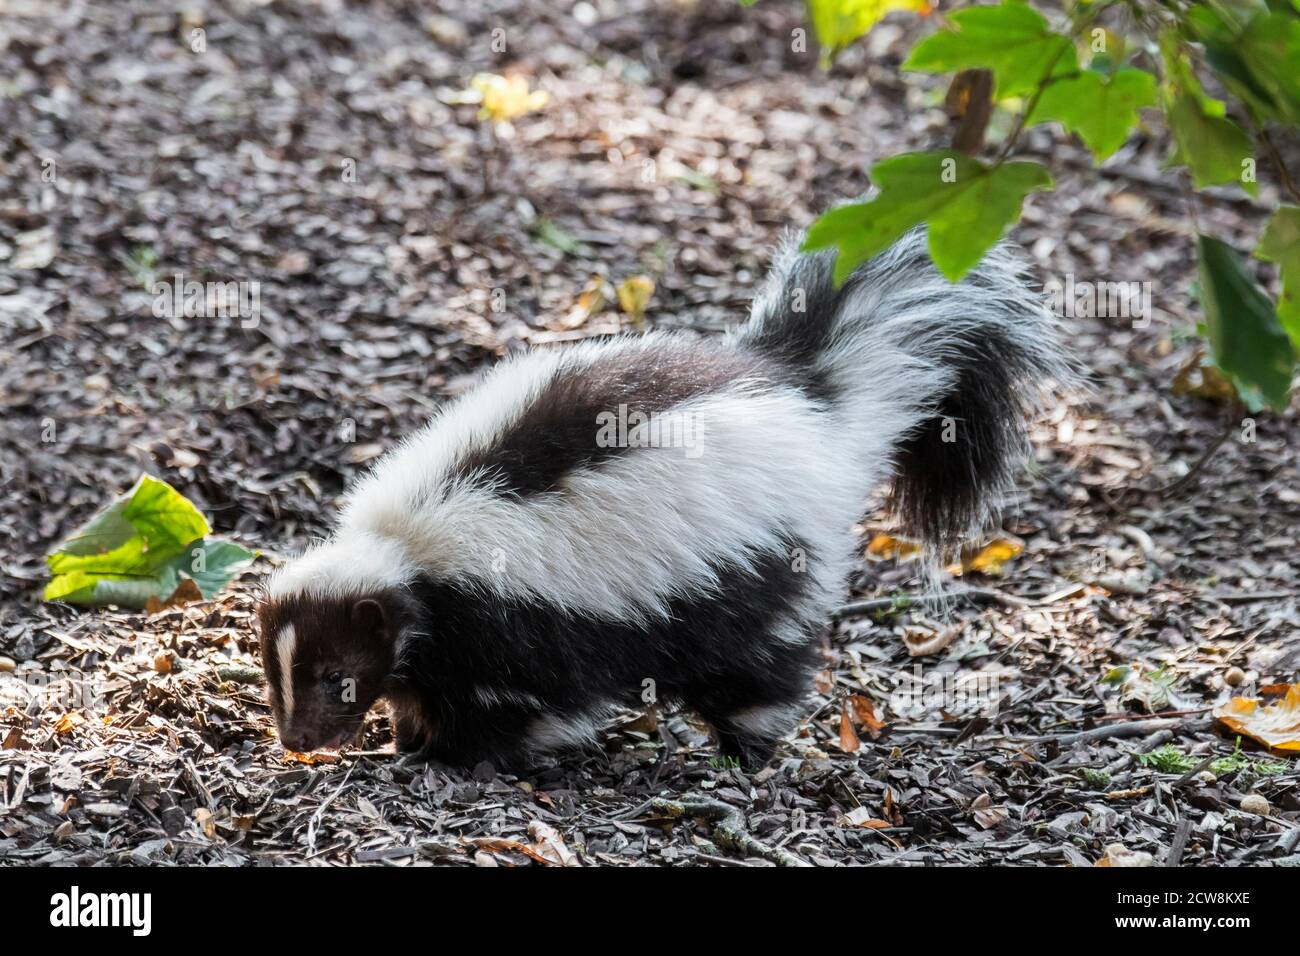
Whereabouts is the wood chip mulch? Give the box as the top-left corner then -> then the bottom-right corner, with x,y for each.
1,0 -> 1297,866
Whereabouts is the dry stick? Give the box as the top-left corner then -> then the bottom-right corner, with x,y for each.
833,587 -> 1029,618
1260,128 -> 1300,206
1106,407 -> 1239,509
1049,716 -> 1197,747
649,797 -> 810,868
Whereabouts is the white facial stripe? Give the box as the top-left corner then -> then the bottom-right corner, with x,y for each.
277,624 -> 296,724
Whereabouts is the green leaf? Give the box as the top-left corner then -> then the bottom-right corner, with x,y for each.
170,539 -> 259,599
44,474 -> 256,609
531,218 -> 588,257
1028,67 -> 1156,160
1236,12 -> 1300,122
46,474 -> 210,579
1257,206 -> 1300,350
1166,91 -> 1257,195
903,2 -> 1076,98
808,0 -> 930,66
1197,234 -> 1296,411
804,151 -> 1052,282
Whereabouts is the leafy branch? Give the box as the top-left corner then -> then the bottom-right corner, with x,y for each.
765,0 -> 1300,413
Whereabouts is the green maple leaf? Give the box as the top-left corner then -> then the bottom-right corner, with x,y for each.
1028,67 -> 1157,161
904,2 -> 1076,98
804,150 -> 1053,283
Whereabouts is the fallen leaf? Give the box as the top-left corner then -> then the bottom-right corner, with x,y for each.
1095,843 -> 1154,867
470,73 -> 548,125
836,806 -> 892,828
557,274 -> 612,329
282,750 -> 341,765
1213,683 -> 1300,752
54,711 -> 84,735
846,694 -> 886,739
902,624 -> 959,658
10,226 -> 58,269
814,669 -> 835,695
838,702 -> 861,753
616,275 -> 655,325
1172,351 -> 1238,404
144,577 -> 204,615
194,808 -> 217,839
970,792 -> 1008,829
528,821 -> 580,866
1103,662 -> 1195,714
619,710 -> 658,735
949,535 -> 1024,576
463,835 -> 554,866
866,532 -> 922,561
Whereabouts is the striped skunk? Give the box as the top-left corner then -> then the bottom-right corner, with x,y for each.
257,227 -> 1073,769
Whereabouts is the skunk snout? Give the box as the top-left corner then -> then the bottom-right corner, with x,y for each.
284,732 -> 312,752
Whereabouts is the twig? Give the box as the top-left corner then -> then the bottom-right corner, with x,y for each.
648,797 -> 810,867
1260,128 -> 1300,206
833,587 -> 1028,618
1048,716 -> 1199,747
1108,408 -> 1240,507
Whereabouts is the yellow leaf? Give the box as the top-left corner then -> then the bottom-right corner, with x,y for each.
557,275 -> 612,330
282,749 -> 341,765
54,711 -> 84,734
948,535 -> 1024,576
1213,683 -> 1300,753
1172,351 -> 1238,404
470,73 -> 548,124
866,532 -> 922,561
810,0 -> 932,66
616,275 -> 655,325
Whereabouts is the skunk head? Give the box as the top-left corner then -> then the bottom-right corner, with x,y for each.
256,591 -> 400,753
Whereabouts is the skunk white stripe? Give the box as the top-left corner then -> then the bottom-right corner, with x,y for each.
268,531 -> 412,601
336,380 -> 866,625
277,624 -> 296,724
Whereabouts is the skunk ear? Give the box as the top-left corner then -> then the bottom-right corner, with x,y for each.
352,598 -> 389,644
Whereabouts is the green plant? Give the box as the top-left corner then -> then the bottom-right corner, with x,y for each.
761,0 -> 1300,412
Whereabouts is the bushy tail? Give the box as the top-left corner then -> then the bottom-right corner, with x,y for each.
734,227 -> 1078,555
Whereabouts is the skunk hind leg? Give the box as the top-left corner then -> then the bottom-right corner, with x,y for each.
690,692 -> 805,771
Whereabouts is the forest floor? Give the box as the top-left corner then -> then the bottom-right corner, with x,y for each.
1,0 -> 1298,866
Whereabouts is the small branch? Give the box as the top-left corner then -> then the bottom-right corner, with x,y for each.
1260,127 -> 1300,206
1047,716 -> 1203,747
649,797 -> 810,867
1141,407 -> 1239,498
834,587 -> 1029,618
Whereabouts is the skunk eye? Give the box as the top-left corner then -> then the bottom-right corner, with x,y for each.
324,670 -> 343,686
